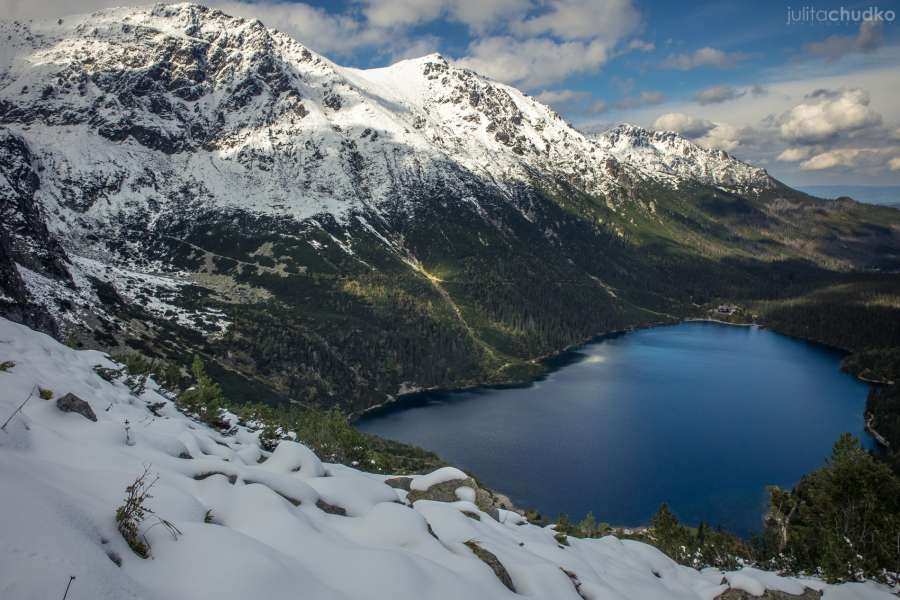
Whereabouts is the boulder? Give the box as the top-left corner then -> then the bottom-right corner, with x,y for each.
56,393 -> 97,422
406,475 -> 521,521
384,476 -> 412,491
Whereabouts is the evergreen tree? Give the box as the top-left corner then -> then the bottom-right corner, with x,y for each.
764,433 -> 900,582
651,503 -> 690,561
578,511 -> 597,537
178,356 -> 225,426
696,521 -> 707,547
556,513 -> 572,535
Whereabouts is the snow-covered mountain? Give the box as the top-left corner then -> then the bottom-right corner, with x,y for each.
0,4 -> 771,326
2,315 -> 896,600
593,124 -> 770,191
2,2 -> 894,411
0,2 -> 769,247
0,2 -> 769,230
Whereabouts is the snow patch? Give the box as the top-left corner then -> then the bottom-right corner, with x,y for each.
410,466 -> 468,491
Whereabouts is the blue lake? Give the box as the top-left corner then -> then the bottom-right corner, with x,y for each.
356,322 -> 874,536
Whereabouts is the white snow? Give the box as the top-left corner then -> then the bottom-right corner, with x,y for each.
410,465 -> 468,491
0,316 -> 896,600
725,566 -> 808,596
455,485 -> 476,503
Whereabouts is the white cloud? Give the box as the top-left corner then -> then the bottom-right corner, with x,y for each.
661,47 -> 748,70
534,89 -> 608,114
511,0 -> 640,41
361,0 -> 529,32
616,90 -> 665,109
652,113 -> 743,151
535,89 -> 583,104
388,36 -> 443,61
653,113 -> 715,138
0,0 -> 134,19
583,60 -> 900,184
799,147 -> 898,171
588,99 -> 609,114
697,122 -> 742,152
777,88 -> 882,144
890,157 -> 900,171
455,0 -> 642,89
450,0 -> 532,31
212,1 -> 390,55
362,0 -> 443,28
534,88 -> 586,109
627,39 -> 655,52
694,85 -> 745,105
806,19 -> 883,62
777,147 -> 815,162
456,36 -> 611,89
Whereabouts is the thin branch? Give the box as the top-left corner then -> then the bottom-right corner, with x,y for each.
61,575 -> 76,600
1,385 -> 37,432
142,516 -> 183,544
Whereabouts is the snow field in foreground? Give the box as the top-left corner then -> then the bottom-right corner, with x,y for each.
0,316 -> 895,600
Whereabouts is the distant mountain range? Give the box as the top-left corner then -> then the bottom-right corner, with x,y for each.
796,185 -> 900,208
1,3 -> 899,411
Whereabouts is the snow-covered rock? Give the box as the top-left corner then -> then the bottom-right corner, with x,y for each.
0,316 -> 896,600
410,465 -> 467,491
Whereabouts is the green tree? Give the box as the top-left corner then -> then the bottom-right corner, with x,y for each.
556,513 -> 573,535
651,503 -> 690,561
696,521 -> 707,547
578,511 -> 598,537
178,356 -> 225,426
765,433 -> 900,582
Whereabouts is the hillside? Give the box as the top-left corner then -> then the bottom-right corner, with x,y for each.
1,3 -> 899,413
2,315 -> 898,600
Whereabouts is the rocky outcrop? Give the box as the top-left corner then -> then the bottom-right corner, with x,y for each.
0,131 -> 71,282
384,476 -> 412,491
464,541 -> 515,592
56,393 -> 97,422
406,475 -> 520,520
315,499 -> 347,516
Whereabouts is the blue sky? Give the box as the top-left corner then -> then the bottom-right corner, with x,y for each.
5,0 -> 899,188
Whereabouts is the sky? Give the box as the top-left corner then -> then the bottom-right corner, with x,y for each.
3,0 -> 900,189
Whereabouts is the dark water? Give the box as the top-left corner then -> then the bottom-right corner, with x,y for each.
356,322 -> 874,536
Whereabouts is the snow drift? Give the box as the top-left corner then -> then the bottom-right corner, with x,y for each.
0,316 -> 895,600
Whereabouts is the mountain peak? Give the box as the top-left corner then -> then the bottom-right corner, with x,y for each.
593,123 -> 770,189
408,52 -> 447,64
